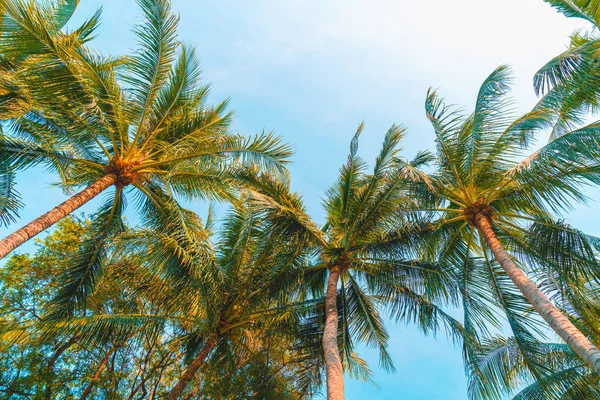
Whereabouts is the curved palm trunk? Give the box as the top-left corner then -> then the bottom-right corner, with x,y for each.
323,266 -> 344,400
0,173 -> 117,259
167,334 -> 218,400
475,214 -> 600,374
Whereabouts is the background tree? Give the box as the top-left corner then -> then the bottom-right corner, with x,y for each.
0,217 -> 179,399
0,209 -> 323,399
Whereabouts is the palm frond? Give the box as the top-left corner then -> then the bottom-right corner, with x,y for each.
542,0 -> 600,25
465,65 -> 514,180
127,0 -> 180,146
345,275 -> 394,372
0,157 -> 22,227
49,189 -> 126,318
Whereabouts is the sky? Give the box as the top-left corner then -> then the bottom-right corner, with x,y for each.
1,0 -> 597,398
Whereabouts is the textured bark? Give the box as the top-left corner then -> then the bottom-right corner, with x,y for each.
79,346 -> 118,400
0,174 -> 117,259
167,334 -> 218,400
323,266 -> 344,400
475,214 -> 600,375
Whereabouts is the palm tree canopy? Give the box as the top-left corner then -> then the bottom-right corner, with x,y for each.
0,0 -> 291,201
422,65 -> 600,283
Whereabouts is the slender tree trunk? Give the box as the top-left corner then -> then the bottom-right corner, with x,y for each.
44,335 -> 79,399
79,345 -> 118,400
475,214 -> 600,374
127,352 -> 172,400
323,266 -> 344,400
0,173 -> 117,259
150,363 -> 166,400
167,334 -> 218,400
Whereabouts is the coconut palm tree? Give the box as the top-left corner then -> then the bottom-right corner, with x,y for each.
535,0 -> 600,137
0,0 -> 291,259
156,205 -> 321,399
419,64 -> 600,376
240,124 -> 469,400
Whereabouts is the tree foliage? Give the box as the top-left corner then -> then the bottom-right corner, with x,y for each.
2,1 -> 600,399
0,214 -> 323,399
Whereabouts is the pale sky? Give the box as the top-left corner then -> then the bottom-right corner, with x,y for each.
2,1 -> 595,398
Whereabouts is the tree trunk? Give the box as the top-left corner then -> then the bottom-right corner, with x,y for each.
79,345 -> 118,400
167,334 -> 218,400
127,352 -> 171,400
44,335 -> 79,399
475,214 -> 600,374
0,173 -> 117,259
323,266 -> 344,400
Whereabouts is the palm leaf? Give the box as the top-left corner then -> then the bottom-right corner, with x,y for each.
49,188 -> 126,317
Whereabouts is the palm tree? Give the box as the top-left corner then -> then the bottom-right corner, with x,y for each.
240,124 -> 469,399
419,65 -> 600,376
0,0 -> 291,259
155,205 -> 321,399
534,0 -> 600,138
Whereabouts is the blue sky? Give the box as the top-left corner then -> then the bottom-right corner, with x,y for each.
2,0 -> 598,398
